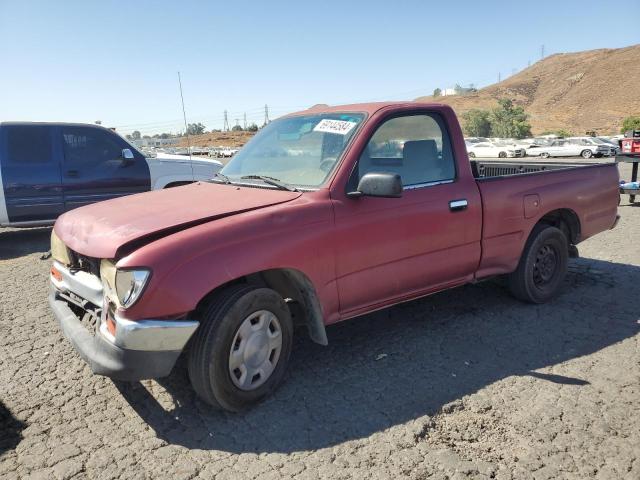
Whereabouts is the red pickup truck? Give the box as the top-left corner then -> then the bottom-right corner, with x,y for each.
49,102 -> 620,411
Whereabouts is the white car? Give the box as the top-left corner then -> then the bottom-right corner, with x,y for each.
538,139 -> 612,159
467,142 -> 518,158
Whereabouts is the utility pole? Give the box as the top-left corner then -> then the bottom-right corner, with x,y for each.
223,110 -> 230,132
263,104 -> 270,126
243,112 -> 247,130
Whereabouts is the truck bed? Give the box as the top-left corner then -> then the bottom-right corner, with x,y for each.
470,159 -> 611,179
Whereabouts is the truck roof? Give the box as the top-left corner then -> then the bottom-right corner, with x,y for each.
0,121 -> 115,130
285,101 -> 448,117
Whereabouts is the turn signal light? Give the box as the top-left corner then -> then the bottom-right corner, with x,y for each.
106,315 -> 116,336
50,266 -> 62,282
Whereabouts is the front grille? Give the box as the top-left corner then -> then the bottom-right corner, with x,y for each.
68,250 -> 101,276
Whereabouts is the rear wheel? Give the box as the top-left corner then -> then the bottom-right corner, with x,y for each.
581,149 -> 593,159
188,284 -> 293,411
507,224 -> 568,303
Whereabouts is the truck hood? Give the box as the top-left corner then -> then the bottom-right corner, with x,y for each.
54,182 -> 301,259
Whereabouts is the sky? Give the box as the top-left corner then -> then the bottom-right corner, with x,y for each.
0,0 -> 638,135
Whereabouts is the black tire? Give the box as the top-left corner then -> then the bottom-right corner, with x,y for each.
507,224 -> 568,304
540,152 -> 550,158
468,152 -> 476,158
581,149 -> 593,159
498,151 -> 507,158
188,284 -> 293,411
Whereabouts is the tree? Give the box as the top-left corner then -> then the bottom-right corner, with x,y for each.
621,115 -> 640,134
231,125 -> 244,132
489,99 -> 532,139
433,88 -> 442,98
462,109 -> 492,137
186,123 -> 206,135
247,123 -> 259,132
131,130 -> 141,140
541,129 -> 572,138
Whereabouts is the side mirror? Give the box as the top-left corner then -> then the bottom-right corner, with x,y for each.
347,172 -> 403,198
122,148 -> 135,160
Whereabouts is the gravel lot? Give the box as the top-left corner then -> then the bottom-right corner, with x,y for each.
1,162 -> 639,479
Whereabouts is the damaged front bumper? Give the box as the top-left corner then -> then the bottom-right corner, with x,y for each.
49,261 -> 199,381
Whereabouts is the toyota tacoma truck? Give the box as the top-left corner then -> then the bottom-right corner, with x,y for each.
49,102 -> 620,411
0,122 -> 222,227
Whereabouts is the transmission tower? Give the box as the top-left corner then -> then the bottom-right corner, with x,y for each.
498,72 -> 501,83
235,118 -> 240,129
243,112 -> 247,130
223,110 -> 230,132
263,104 -> 270,126
540,44 -> 545,60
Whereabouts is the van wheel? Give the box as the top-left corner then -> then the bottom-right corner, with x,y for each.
507,224 -> 568,304
581,149 -> 593,159
188,284 -> 293,411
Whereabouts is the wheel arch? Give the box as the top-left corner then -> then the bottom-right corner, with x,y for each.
195,268 -> 328,346
537,208 -> 581,245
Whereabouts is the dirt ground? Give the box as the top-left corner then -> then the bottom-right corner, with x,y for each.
0,163 -> 639,479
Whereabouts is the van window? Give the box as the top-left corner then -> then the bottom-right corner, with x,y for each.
62,127 -> 122,165
358,114 -> 455,188
5,126 -> 52,164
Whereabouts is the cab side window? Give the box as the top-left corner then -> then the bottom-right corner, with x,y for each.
62,127 -> 123,166
358,114 -> 455,188
5,126 -> 52,164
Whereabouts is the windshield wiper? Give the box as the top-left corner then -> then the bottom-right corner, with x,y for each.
240,175 -> 299,192
211,171 -> 231,184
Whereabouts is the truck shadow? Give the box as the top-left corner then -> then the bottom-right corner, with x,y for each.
0,227 -> 51,261
116,257 -> 640,454
0,399 -> 26,456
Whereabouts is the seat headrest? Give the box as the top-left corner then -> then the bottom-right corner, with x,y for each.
402,140 -> 438,161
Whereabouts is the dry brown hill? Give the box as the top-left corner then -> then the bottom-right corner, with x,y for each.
415,44 -> 640,135
177,130 -> 254,148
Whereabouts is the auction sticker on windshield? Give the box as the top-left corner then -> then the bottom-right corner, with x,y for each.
313,119 -> 358,135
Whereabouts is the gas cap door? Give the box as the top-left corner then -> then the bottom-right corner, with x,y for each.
524,194 -> 540,219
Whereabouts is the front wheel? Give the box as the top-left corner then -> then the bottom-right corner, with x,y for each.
540,152 -> 550,158
507,224 -> 568,303
468,152 -> 476,158
498,151 -> 507,158
581,149 -> 593,159
188,285 -> 293,411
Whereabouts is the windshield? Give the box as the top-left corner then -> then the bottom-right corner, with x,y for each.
220,113 -> 364,188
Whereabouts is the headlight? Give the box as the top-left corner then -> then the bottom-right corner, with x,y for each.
100,260 -> 150,308
115,269 -> 151,308
51,231 -> 71,265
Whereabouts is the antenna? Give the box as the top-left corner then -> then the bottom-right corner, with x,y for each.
177,71 -> 195,179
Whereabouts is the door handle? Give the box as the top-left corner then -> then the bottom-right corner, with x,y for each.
66,170 -> 79,178
449,199 -> 468,211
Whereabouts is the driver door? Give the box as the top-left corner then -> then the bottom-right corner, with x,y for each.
60,126 -> 150,211
331,113 -> 482,316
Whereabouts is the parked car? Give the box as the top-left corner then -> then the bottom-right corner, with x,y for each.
49,102 -> 619,411
0,122 -> 222,227
537,139 -> 611,159
467,141 -> 518,158
567,137 -> 617,157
